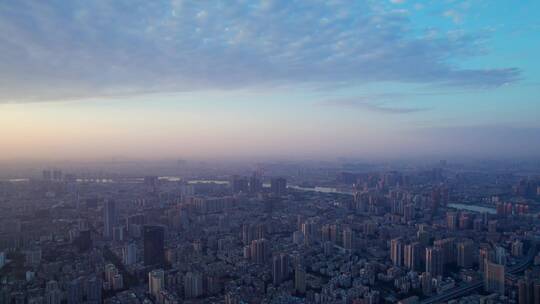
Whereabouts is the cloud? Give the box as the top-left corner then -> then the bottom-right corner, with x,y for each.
0,0 -> 520,102
319,96 -> 429,114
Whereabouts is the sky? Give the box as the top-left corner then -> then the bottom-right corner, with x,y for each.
0,0 -> 539,161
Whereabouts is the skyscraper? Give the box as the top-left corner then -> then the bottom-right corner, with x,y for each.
420,272 -> 432,296
457,240 -> 474,269
123,242 -> 137,265
446,211 -> 458,230
148,269 -> 164,299
103,200 -> 116,239
250,239 -> 268,264
342,227 -> 354,250
484,261 -> 505,294
249,173 -> 263,194
425,247 -> 444,277
404,242 -> 422,272
391,238 -> 404,267
184,272 -> 203,299
144,225 -> 165,266
87,276 -> 102,304
45,281 -> 62,304
270,177 -> 287,196
295,266 -> 306,294
272,253 -> 289,286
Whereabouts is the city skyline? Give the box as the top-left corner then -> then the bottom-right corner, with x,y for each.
1,0 -> 539,160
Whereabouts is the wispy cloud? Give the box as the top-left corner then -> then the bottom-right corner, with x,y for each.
319,96 -> 429,114
0,0 -> 520,102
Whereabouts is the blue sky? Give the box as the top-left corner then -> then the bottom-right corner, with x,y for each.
0,0 -> 539,160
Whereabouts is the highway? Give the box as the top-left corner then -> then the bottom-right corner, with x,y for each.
420,244 -> 537,304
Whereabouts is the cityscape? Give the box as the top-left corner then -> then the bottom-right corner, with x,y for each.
0,160 -> 539,304
1,1 -> 540,304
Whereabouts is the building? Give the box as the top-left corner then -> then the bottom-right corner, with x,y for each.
148,269 -> 165,299
479,245 -> 494,273
123,242 -> 137,265
67,278 -> 82,304
420,272 -> 432,296
77,230 -> 92,252
434,238 -> 455,265
391,238 -> 404,267
144,225 -> 165,266
103,200 -> 116,239
484,261 -> 505,294
270,177 -> 287,196
112,274 -> 124,290
342,227 -> 354,250
249,173 -> 263,194
512,240 -> 524,257
295,266 -> 306,294
45,280 -> 62,304
272,253 -> 289,285
87,276 -> 102,304
446,211 -> 458,230
495,246 -> 507,265
184,272 -> 203,299
457,240 -> 474,269
250,239 -> 268,264
404,242 -> 422,272
231,175 -> 249,194
425,247 -> 444,277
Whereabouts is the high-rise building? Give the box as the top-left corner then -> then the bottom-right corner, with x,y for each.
342,227 -> 354,250
457,240 -> 474,269
67,278 -> 82,304
76,230 -> 92,252
231,175 -> 249,194
517,277 -> 535,304
295,266 -> 306,294
512,240 -> 524,257
417,230 -> 430,246
391,238 -> 404,267
484,261 -> 505,294
250,239 -> 268,264
105,264 -> 118,285
52,170 -> 62,181
42,170 -> 52,181
495,246 -> 507,265
420,272 -> 432,296
123,242 -> 137,265
272,253 -> 289,285
270,177 -> 287,196
446,211 -> 458,230
479,245 -> 494,273
45,280 -> 62,304
113,225 -> 124,242
425,247 -> 444,277
434,238 -> 455,265
87,276 -> 102,304
103,200 -> 116,239
249,173 -> 263,194
112,274 -> 123,290
184,271 -> 203,299
148,269 -> 164,299
404,242 -> 422,272
144,225 -> 165,266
